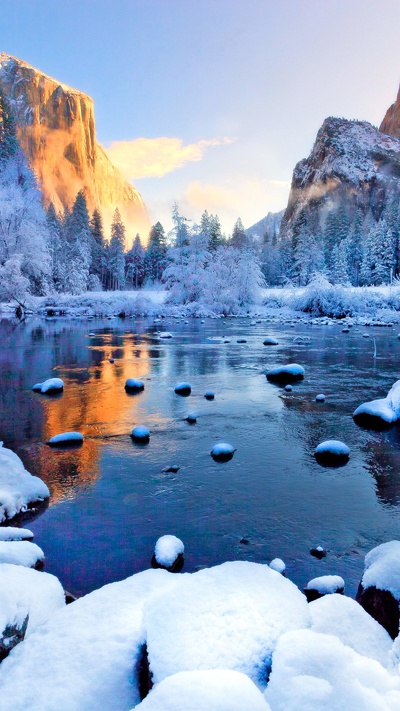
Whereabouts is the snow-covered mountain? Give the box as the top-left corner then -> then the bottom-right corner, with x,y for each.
0,53 -> 150,245
279,115 -> 400,243
246,210 -> 284,242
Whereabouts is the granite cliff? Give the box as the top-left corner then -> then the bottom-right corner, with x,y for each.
0,53 -> 150,245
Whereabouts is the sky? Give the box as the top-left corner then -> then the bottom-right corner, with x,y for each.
1,0 -> 400,235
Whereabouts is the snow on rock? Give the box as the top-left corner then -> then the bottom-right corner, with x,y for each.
314,440 -> 350,464
315,394 -> 326,402
131,426 -> 150,442
263,337 -> 278,345
174,382 -> 192,396
353,380 -> 400,428
133,670 -> 271,711
0,563 -> 65,637
305,575 -> 345,602
125,379 -> 145,392
154,535 -> 184,569
269,558 -> 286,574
186,412 -> 197,423
48,432 -> 84,446
264,628 -> 400,711
309,593 -> 393,668
144,561 -> 311,688
204,390 -> 215,400
0,541 -> 44,568
0,443 -> 50,522
210,442 -> 236,461
284,384 -> 292,392
36,378 -> 64,394
310,546 -> 327,559
0,527 -> 33,541
266,364 -> 305,384
356,541 -> 400,639
0,568 -> 175,711
159,332 -> 172,339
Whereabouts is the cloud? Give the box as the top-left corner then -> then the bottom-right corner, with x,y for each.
104,136 -> 236,179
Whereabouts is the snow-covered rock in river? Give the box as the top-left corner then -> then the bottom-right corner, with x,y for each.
204,390 -> 215,400
174,382 -> 192,396
48,432 -> 84,447
304,575 -> 345,602
0,443 -> 50,522
159,332 -> 172,339
125,379 -> 145,393
0,541 -> 44,568
314,440 -> 350,465
356,540 -> 400,639
152,535 -> 184,572
144,561 -> 310,688
266,364 -> 305,384
315,393 -> 326,402
211,442 -> 236,462
0,527 -> 33,541
263,337 -> 279,346
353,380 -> 400,429
133,669 -> 271,711
131,426 -> 150,443
186,412 -> 197,424
0,568 -> 176,711
310,545 -> 327,559
309,593 -> 393,667
0,563 -> 65,660
269,558 -> 286,574
284,384 -> 292,392
34,378 -> 64,394
264,628 -> 400,711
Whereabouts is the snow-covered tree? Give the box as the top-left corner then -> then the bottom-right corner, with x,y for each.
90,208 -> 105,286
230,217 -> 247,249
145,221 -> 167,282
63,191 -> 91,294
330,239 -> 350,285
126,234 -> 145,289
108,208 -> 126,290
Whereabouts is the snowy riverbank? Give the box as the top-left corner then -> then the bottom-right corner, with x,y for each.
4,279 -> 400,322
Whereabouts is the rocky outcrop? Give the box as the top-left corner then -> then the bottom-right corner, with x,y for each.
279,116 -> 400,243
0,53 -> 150,245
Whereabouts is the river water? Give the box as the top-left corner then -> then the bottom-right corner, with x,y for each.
1,315 -> 400,597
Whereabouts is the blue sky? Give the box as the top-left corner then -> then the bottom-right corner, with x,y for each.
1,0 -> 400,233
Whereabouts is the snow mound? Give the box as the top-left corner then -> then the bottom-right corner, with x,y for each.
159,332 -> 172,339
0,443 -> 50,522
309,594 -> 393,667
266,364 -> 305,383
0,563 -> 65,638
306,575 -> 345,595
48,432 -> 84,446
315,394 -> 326,402
263,337 -> 278,345
37,378 -> 64,394
0,527 -> 33,541
265,628 -> 400,711
174,382 -> 192,395
131,426 -> 150,442
0,541 -> 44,567
154,535 -> 184,567
211,442 -> 236,461
133,670 -> 271,710
0,568 -> 175,711
354,380 -> 400,427
144,561 -> 311,688
314,440 -> 350,463
269,558 -> 286,573
125,379 -> 145,392
361,541 -> 400,599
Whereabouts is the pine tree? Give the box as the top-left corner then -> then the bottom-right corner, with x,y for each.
347,209 -> 364,285
0,88 -> 18,164
90,208 -> 105,285
64,191 -> 91,294
145,221 -> 167,282
209,214 -> 223,251
370,219 -> 394,285
230,217 -> 247,249
126,234 -> 145,289
46,203 -> 64,291
330,240 -> 350,285
108,208 -> 126,290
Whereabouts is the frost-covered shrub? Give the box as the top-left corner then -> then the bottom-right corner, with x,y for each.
289,273 -> 371,317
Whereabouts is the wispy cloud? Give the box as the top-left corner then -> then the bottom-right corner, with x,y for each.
184,178 -> 291,217
104,136 -> 236,180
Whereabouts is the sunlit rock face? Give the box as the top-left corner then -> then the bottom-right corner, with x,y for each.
0,53 -> 150,245
380,85 -> 400,138
279,116 -> 400,242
